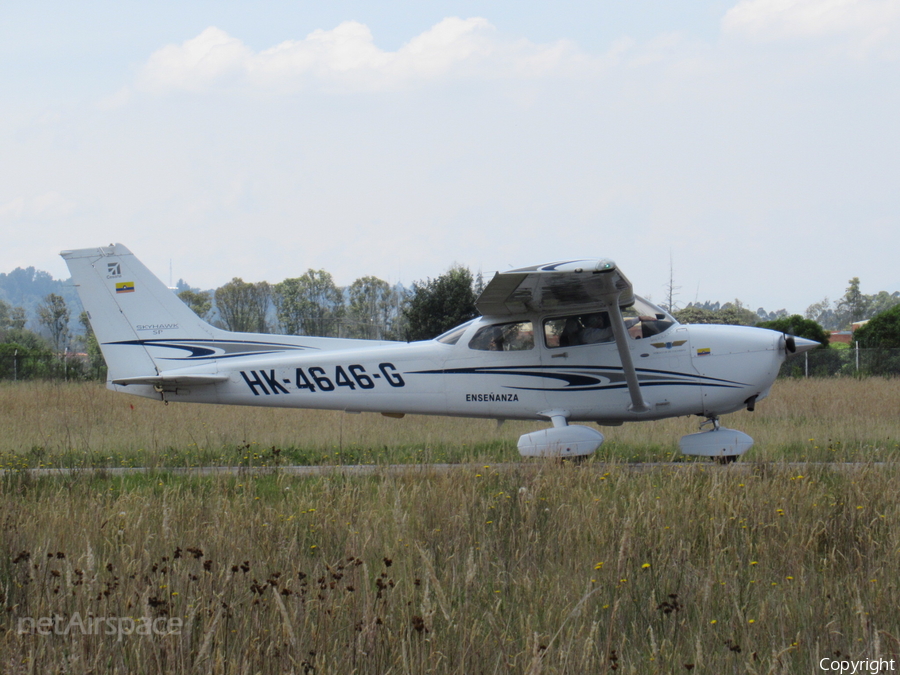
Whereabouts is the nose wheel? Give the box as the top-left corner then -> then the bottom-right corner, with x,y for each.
699,418 -> 737,463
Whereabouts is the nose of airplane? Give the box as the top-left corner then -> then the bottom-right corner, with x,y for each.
784,335 -> 820,355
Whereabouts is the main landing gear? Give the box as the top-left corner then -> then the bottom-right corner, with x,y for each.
679,416 -> 754,464
517,411 -> 605,458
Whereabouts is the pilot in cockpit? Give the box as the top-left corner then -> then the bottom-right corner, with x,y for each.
580,312 -> 614,344
559,317 -> 582,347
488,327 -> 505,351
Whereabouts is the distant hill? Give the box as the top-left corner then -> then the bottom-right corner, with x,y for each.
0,268 -> 212,339
0,267 -> 83,335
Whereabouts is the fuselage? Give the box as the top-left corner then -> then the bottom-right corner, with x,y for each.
63,245 -> 809,459
127,308 -> 787,425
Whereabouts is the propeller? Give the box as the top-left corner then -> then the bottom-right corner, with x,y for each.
784,335 -> 796,353
782,333 -> 819,355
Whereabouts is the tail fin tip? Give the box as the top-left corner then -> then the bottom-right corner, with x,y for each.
60,243 -> 133,260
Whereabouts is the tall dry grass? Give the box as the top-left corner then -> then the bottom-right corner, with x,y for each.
1,378 -> 898,468
2,463 -> 900,673
0,381 -> 545,468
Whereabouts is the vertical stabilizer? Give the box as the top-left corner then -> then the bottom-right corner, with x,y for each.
61,244 -> 220,384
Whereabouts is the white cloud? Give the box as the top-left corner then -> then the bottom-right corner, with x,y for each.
140,27 -> 254,92
135,18 -> 583,94
723,0 -> 900,57
6,9 -> 899,310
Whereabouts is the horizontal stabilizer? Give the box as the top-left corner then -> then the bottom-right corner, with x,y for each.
112,374 -> 229,387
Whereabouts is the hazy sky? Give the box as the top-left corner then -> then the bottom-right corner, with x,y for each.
2,0 -> 899,313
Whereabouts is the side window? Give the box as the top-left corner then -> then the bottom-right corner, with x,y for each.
468,321 -> 534,351
544,312 -> 615,348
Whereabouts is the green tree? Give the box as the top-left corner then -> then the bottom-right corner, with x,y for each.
403,266 -> 478,341
836,277 -> 870,327
274,270 -> 344,337
473,270 -> 485,297
9,306 -> 26,330
805,297 -> 839,331
0,305 -> 53,380
852,305 -> 900,375
1,323 -> 48,351
672,306 -> 724,325
345,276 -> 399,340
214,278 -> 271,333
0,340 -> 54,380
0,300 -> 27,332
868,290 -> 900,317
757,315 -> 829,348
674,300 -> 758,326
79,311 -> 106,378
36,293 -> 70,355
716,300 -> 759,326
853,305 -> 900,349
178,289 -> 212,320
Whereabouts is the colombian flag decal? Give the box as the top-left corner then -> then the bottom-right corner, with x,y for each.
116,281 -> 135,293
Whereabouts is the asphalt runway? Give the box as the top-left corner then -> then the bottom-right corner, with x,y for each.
2,461 -> 896,478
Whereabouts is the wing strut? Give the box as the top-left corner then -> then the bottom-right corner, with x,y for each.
607,303 -> 650,414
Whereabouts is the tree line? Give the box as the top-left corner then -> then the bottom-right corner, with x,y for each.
0,265 -> 482,381
804,277 -> 900,331
3,266 -> 900,382
0,295 -> 104,381
671,277 -> 900,339
176,265 -> 479,342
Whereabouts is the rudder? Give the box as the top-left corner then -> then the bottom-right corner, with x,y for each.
61,243 -> 220,384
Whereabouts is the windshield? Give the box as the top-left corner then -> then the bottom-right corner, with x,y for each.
544,296 -> 676,348
626,296 -> 676,323
622,295 -> 677,337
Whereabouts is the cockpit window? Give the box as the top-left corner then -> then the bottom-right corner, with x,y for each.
544,312 -> 614,348
468,321 -> 534,351
622,296 -> 676,339
435,320 -> 474,345
544,296 -> 676,348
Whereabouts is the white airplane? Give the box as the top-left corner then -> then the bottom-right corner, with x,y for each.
62,244 -> 817,462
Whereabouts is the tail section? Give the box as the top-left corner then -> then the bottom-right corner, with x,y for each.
62,244 -> 394,392
61,244 -> 222,385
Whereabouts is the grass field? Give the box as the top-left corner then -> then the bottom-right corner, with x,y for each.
2,378 -> 900,673
1,378 -> 899,469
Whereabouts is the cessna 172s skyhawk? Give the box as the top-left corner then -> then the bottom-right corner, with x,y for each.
62,244 -> 817,462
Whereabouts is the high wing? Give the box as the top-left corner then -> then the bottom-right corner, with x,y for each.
477,259 -> 648,413
475,259 -> 635,316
